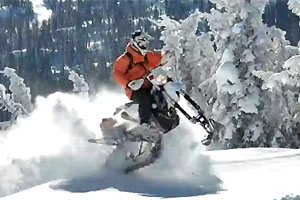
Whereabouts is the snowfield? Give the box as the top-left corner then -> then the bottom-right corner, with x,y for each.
0,92 -> 300,200
2,148 -> 300,200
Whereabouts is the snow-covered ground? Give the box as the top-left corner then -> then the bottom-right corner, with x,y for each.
1,91 -> 300,200
2,148 -> 300,200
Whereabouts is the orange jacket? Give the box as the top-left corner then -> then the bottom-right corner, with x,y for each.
113,44 -> 162,99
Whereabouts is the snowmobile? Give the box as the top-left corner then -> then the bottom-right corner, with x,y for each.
88,66 -> 215,173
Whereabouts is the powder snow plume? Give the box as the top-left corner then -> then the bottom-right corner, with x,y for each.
0,90 -> 221,197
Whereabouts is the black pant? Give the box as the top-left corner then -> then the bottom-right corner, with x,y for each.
131,88 -> 152,124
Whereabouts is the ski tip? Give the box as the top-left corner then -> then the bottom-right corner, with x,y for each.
88,139 -> 97,143
201,138 -> 212,146
124,168 -> 134,174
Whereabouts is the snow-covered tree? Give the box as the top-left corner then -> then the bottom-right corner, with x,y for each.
288,0 -> 300,17
0,84 -> 30,129
68,70 -> 89,98
1,67 -> 33,113
254,55 -> 300,148
156,0 -> 300,148
156,11 -> 218,92
0,67 -> 33,129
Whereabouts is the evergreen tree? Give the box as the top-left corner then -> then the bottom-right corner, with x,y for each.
156,0 -> 300,148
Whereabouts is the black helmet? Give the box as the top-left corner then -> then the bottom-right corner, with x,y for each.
130,30 -> 153,55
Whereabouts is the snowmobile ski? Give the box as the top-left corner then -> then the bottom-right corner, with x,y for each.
201,132 -> 214,146
88,138 -> 119,146
113,102 -> 136,115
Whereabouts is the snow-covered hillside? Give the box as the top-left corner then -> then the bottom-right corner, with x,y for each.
0,91 -> 299,200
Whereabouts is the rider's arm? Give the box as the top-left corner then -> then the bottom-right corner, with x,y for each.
147,51 -> 173,67
113,55 -> 130,88
146,51 -> 162,68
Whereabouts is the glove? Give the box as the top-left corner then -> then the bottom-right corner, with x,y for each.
127,79 -> 144,90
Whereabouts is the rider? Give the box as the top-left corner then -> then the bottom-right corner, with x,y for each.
113,30 -> 167,129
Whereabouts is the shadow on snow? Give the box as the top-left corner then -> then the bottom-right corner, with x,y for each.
50,168 -> 222,198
